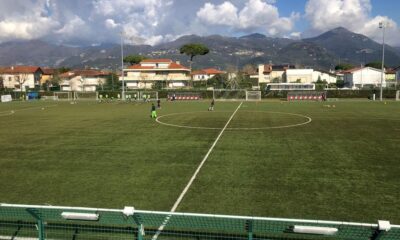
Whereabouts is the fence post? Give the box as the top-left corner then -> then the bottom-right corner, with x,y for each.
246,219 -> 253,240
37,218 -> 46,240
137,224 -> 144,240
26,208 -> 45,240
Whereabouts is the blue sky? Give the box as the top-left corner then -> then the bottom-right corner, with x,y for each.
0,0 -> 399,46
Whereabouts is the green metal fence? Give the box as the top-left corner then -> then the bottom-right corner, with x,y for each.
1,203 -> 399,240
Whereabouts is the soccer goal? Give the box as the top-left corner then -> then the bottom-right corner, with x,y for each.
396,90 -> 399,101
125,91 -> 140,101
74,91 -> 99,101
213,89 -> 246,101
54,91 -> 72,101
246,91 -> 262,101
139,91 -> 158,101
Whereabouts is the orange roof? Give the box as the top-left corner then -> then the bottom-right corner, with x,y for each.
192,68 -> 225,75
140,59 -> 172,63
42,68 -> 55,75
0,66 -> 42,74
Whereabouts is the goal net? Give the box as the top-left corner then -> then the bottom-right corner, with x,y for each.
125,91 -> 140,101
53,92 -> 72,101
246,91 -> 261,101
74,92 -> 98,101
139,91 -> 158,101
213,89 -> 246,101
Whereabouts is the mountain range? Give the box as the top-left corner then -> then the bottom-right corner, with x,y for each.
0,27 -> 399,70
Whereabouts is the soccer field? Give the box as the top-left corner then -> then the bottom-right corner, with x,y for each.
0,100 -> 399,224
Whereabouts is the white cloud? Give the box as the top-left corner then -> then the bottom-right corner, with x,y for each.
0,0 -> 59,42
196,0 -> 298,36
55,16 -> 85,36
197,2 -> 239,26
305,0 -> 400,45
105,19 -> 119,29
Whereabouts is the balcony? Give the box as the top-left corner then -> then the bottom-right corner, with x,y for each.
120,75 -> 191,81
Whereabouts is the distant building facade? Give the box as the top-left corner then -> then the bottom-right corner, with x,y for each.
251,64 -> 295,83
122,59 -> 191,89
40,68 -> 56,86
343,67 -> 386,88
284,69 -> 314,83
312,70 -> 338,84
0,66 -> 43,91
60,69 -> 109,92
192,68 -> 225,81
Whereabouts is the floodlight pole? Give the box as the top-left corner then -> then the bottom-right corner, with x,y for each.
379,22 -> 386,101
121,31 -> 126,101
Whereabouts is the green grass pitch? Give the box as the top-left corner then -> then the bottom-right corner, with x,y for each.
0,100 -> 399,223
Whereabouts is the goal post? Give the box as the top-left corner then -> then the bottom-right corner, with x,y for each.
74,91 -> 99,101
53,91 -> 72,101
396,90 -> 399,101
213,89 -> 246,101
246,90 -> 262,101
139,91 -> 158,101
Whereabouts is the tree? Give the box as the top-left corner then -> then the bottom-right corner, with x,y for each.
179,43 -> 209,69
123,55 -> 147,65
365,62 -> 386,69
335,63 -> 354,71
15,74 -> 29,92
58,67 -> 70,74
207,74 -> 227,89
336,79 -> 345,88
105,72 -> 120,90
242,64 -> 257,75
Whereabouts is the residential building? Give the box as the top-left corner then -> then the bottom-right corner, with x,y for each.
122,59 -> 191,89
0,66 -> 43,91
385,68 -> 397,88
284,69 -> 314,83
312,70 -> 338,84
192,68 -> 225,81
40,68 -> 56,86
60,69 -> 109,92
343,67 -> 386,89
250,64 -> 295,83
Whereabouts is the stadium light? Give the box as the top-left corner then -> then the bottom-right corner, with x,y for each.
120,31 -> 126,101
293,225 -> 338,235
61,212 -> 99,221
379,22 -> 386,101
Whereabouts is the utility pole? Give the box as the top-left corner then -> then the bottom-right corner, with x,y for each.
379,22 -> 386,101
121,31 -> 125,101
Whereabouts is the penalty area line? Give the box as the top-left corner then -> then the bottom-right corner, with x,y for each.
152,102 -> 243,240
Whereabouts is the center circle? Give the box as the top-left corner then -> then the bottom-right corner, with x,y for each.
156,111 -> 312,130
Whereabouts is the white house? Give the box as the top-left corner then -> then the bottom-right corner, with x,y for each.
343,67 -> 386,89
313,70 -> 337,84
250,64 -> 295,83
60,69 -> 108,92
122,59 -> 191,89
191,68 -> 225,81
284,69 -> 314,83
0,66 -> 43,91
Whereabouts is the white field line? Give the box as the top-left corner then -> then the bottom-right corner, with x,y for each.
152,102 -> 243,240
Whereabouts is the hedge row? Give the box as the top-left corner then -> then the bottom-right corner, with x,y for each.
1,89 -> 398,100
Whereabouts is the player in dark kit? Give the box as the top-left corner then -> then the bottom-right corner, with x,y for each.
151,103 -> 157,118
208,99 -> 215,111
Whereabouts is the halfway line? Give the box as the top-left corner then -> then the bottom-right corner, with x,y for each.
152,102 -> 243,240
